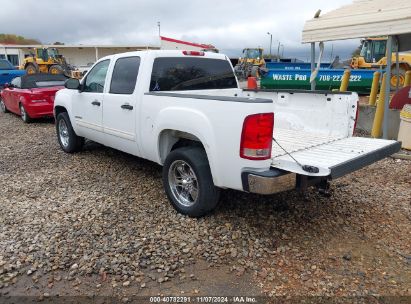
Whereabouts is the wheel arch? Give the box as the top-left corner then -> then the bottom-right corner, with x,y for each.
157,129 -> 219,185
158,129 -> 205,164
24,61 -> 39,70
54,105 -> 68,119
18,96 -> 27,108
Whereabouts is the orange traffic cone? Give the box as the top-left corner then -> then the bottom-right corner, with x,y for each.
247,77 -> 257,90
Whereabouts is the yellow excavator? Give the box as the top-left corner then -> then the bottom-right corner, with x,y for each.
350,37 -> 411,89
234,48 -> 266,79
20,47 -> 81,78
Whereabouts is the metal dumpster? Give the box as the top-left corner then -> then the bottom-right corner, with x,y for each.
260,68 -> 375,94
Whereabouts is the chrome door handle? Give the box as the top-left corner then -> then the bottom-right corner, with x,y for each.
121,104 -> 133,110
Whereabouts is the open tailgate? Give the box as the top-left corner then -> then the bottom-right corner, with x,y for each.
271,129 -> 401,179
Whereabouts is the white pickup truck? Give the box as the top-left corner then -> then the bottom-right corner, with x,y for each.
54,50 -> 400,217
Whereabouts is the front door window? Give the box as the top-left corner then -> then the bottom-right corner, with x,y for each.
83,60 -> 110,93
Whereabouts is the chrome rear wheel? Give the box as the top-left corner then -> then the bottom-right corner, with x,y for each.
168,160 -> 199,207
162,147 -> 220,217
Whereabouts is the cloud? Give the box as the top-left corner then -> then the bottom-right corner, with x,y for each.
1,0 -> 359,60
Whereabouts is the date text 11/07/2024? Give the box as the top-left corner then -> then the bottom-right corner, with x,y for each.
149,296 -> 258,303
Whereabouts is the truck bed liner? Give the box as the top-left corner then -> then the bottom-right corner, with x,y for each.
272,129 -> 400,178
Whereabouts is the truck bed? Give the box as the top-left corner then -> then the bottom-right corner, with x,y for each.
272,128 -> 400,178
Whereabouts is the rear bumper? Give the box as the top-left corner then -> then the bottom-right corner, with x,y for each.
241,169 -> 297,195
242,141 -> 401,194
25,102 -> 54,118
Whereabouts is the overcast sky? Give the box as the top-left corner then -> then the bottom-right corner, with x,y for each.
1,0 -> 359,60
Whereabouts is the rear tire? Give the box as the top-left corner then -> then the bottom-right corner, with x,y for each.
0,97 -> 9,113
19,104 -> 32,123
56,112 -> 84,153
162,147 -> 220,217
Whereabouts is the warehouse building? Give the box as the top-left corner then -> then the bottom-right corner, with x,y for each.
0,37 -> 217,71
0,44 -> 159,70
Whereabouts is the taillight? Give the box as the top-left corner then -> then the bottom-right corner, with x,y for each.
353,100 -> 359,135
240,113 -> 274,160
182,51 -> 205,56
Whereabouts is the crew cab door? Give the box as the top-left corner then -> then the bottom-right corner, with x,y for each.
72,59 -> 110,141
101,56 -> 141,156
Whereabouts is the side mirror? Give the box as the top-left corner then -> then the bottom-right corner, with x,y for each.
65,78 -> 81,90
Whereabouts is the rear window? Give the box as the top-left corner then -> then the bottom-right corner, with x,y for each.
150,57 -> 237,91
35,81 -> 65,88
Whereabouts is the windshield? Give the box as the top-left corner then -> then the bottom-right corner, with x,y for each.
360,40 -> 386,63
47,48 -> 59,57
0,60 -> 13,70
244,49 -> 261,59
360,41 -> 370,58
372,41 -> 386,61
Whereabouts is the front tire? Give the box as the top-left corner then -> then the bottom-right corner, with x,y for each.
56,112 -> 84,153
25,63 -> 39,75
20,104 -> 32,123
162,147 -> 220,217
49,65 -> 64,75
390,67 -> 406,91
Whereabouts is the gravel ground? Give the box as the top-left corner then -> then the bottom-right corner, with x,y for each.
0,111 -> 410,301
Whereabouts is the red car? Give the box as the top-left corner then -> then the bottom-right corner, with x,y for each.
0,74 -> 66,122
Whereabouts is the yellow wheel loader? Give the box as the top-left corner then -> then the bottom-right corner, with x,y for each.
234,48 -> 266,80
350,37 -> 411,89
20,48 -> 80,78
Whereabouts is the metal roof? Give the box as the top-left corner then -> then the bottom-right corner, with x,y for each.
0,44 -> 159,49
302,0 -> 411,44
160,36 -> 216,49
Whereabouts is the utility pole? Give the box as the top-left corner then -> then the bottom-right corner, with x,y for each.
277,41 -> 281,62
157,21 -> 161,37
329,43 -> 334,62
267,32 -> 272,60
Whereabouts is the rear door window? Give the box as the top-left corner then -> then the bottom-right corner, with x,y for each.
150,57 -> 237,91
110,56 -> 140,94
